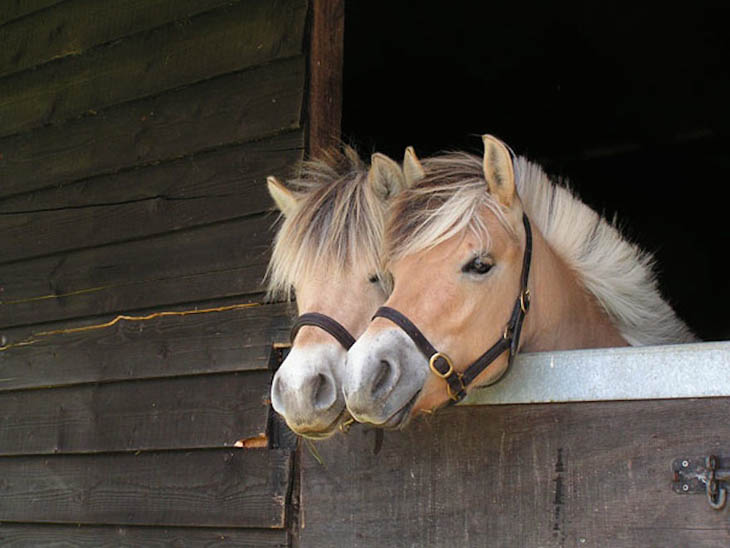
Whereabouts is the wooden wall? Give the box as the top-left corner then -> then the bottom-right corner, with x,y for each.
299,398 -> 730,547
0,0 -> 315,544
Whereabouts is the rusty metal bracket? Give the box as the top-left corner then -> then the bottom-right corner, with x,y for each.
672,455 -> 729,511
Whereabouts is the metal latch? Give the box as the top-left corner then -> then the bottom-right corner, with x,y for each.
672,455 -> 728,510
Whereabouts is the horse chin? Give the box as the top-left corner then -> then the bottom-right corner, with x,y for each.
379,390 -> 420,430
290,407 -> 349,440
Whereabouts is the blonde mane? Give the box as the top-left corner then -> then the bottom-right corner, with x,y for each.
387,151 -> 696,346
266,146 -> 388,300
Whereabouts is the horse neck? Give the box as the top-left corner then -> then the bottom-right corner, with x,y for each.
522,225 -> 629,351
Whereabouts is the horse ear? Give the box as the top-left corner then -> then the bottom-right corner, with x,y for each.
403,146 -> 425,187
482,134 -> 516,208
368,153 -> 406,198
267,176 -> 298,217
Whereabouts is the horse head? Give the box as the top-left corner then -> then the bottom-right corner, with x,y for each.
267,147 -> 406,438
344,136 -> 530,426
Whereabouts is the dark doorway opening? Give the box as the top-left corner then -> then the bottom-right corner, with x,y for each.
343,2 -> 729,341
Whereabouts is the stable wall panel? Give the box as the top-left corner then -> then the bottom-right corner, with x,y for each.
299,398 -> 730,547
0,0 -> 307,138
0,213 -> 273,328
0,55 -> 305,198
0,0 -> 241,77
0,130 -> 303,262
0,371 -> 272,455
0,449 -> 292,528
0,302 -> 290,391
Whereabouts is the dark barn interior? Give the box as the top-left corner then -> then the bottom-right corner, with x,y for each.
343,2 -> 729,341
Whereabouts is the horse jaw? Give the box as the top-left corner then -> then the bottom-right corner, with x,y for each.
271,343 -> 348,438
344,326 -> 427,428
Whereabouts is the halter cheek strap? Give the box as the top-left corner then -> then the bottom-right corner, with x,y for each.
290,312 -> 356,350
373,213 -> 533,404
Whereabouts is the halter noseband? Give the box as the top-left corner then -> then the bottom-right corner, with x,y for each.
373,213 -> 533,404
290,313 -> 356,350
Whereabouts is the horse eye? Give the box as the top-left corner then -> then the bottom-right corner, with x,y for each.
462,256 -> 493,275
368,274 -> 380,283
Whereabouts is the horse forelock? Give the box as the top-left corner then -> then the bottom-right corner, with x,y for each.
386,152 -> 514,267
266,146 -> 388,300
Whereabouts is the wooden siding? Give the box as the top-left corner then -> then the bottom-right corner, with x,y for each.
0,0 -> 309,543
299,399 -> 730,547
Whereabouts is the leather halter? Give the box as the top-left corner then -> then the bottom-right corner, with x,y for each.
290,312 -> 356,350
373,213 -> 533,404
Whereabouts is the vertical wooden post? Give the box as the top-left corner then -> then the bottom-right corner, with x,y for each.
307,0 -> 344,157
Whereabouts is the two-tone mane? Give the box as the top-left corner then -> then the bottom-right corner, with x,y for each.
266,146 -> 389,301
386,151 -> 696,346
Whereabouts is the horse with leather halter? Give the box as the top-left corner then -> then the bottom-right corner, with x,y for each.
266,146 -> 406,438
344,135 -> 695,428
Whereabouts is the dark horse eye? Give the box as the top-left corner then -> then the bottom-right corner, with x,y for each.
462,256 -> 493,275
368,274 -> 380,283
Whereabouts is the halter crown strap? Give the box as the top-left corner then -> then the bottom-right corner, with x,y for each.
291,312 -> 356,350
373,213 -> 533,404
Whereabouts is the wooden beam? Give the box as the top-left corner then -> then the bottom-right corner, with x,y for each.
0,302 -> 290,391
0,56 -> 305,199
0,371 -> 273,455
0,524 -> 288,547
0,214 -> 274,328
0,449 -> 292,527
0,0 -> 242,78
0,130 -> 304,263
299,398 -> 730,546
307,0 -> 344,156
0,0 -> 63,27
0,0 -> 307,138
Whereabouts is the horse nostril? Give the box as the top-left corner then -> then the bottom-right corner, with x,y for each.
371,359 -> 395,399
312,373 -> 336,410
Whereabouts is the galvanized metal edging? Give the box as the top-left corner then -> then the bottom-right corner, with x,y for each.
460,341 -> 730,405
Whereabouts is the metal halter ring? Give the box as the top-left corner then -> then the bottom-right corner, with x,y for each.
429,352 -> 455,379
520,289 -> 531,314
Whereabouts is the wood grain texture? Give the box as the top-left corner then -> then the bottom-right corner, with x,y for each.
0,0 -> 307,138
0,523 -> 288,548
0,0 -> 64,27
0,55 -> 305,199
299,398 -> 730,548
0,302 -> 291,391
0,371 -> 273,455
307,0 -> 344,156
0,213 -> 274,329
0,0 -> 240,78
0,449 -> 292,527
0,130 -> 303,263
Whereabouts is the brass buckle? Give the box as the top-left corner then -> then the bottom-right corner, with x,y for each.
429,352 -> 455,378
520,288 -> 531,314
446,374 -> 466,401
429,352 -> 465,401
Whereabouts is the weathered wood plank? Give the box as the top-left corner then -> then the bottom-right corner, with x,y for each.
300,398 -> 730,547
0,213 -> 275,329
0,55 -> 305,198
0,301 -> 291,391
0,130 -> 303,263
308,0 -> 344,156
0,524 -> 288,548
0,0 -> 242,78
0,0 -> 64,27
0,0 -> 307,138
0,449 -> 292,527
0,371 -> 272,455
